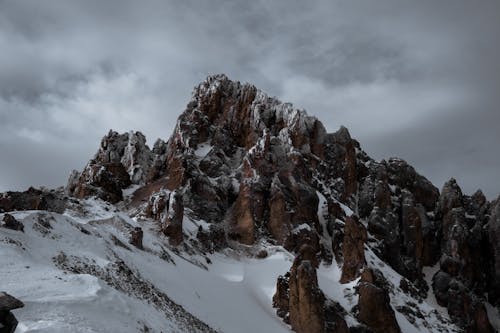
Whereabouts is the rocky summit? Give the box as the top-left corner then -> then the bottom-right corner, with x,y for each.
1,74 -> 499,333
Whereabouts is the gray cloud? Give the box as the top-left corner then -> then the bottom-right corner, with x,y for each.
0,0 -> 499,198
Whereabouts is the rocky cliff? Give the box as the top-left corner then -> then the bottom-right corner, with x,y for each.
2,74 -> 499,333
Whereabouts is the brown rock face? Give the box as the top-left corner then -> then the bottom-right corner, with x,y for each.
340,216 -> 367,283
273,245 -> 348,333
164,154 -> 186,191
143,189 -> 184,246
465,301 -> 495,333
162,190 -> 184,246
129,227 -> 144,250
357,269 -> 401,333
228,162 -> 256,245
268,186 -> 291,244
142,74 -> 336,249
69,162 -> 131,204
289,259 -> 325,333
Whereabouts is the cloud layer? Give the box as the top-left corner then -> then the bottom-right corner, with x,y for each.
1,0 -> 499,197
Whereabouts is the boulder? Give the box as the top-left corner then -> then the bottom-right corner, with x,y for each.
129,227 -> 144,250
273,272 -> 290,323
196,225 -> 227,253
0,292 -> 24,333
1,214 -> 24,232
432,271 -> 452,306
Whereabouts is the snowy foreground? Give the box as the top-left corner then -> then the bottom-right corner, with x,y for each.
0,198 -> 294,333
1,198 -> 496,332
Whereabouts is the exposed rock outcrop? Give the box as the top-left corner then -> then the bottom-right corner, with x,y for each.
431,179 -> 495,331
358,158 -> 440,285
340,216 -> 367,283
1,214 -> 24,232
162,190 -> 184,246
0,292 -> 24,333
488,197 -> 500,306
0,187 -> 65,213
357,269 -> 401,333
68,162 -> 131,203
273,272 -> 291,323
66,130 -> 156,203
129,227 -> 144,250
92,130 -> 153,184
273,245 -> 348,333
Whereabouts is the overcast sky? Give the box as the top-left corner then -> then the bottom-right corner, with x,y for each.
0,0 -> 499,198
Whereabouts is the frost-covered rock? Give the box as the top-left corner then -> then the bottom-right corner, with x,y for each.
0,187 -> 65,213
1,213 -> 24,232
0,292 -> 24,333
68,161 -> 131,203
66,130 -> 154,203
129,227 -> 144,250
431,179 -> 495,331
162,190 -> 184,246
9,74 -> 498,333
95,130 -> 153,184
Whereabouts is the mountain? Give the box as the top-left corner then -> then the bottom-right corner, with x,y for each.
1,74 -> 499,333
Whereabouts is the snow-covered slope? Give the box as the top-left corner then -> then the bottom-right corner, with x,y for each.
0,199 -> 291,333
1,197 -> 472,333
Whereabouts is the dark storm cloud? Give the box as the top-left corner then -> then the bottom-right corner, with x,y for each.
0,0 -> 499,198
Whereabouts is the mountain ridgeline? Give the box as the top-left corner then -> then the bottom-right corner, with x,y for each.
2,74 -> 499,333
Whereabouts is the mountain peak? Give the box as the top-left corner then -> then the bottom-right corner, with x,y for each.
1,76 -> 499,333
